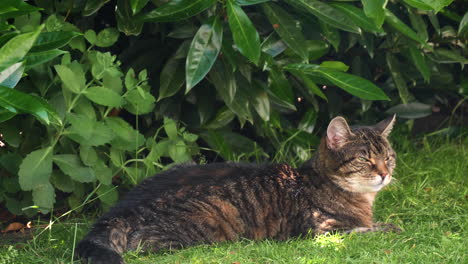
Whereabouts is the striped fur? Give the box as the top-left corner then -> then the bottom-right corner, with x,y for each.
77,116 -> 400,264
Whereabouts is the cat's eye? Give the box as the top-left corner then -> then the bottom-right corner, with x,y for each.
358,157 -> 368,162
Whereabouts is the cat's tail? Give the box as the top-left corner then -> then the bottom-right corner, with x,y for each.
76,218 -> 131,264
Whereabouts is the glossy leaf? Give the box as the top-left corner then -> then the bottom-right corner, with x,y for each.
361,0 -> 387,29
319,19 -> 340,52
209,59 -> 237,105
130,0 -> 149,14
292,71 -> 327,101
159,56 -> 185,101
117,0 -> 144,36
31,31 -> 81,52
320,61 -> 349,72
53,154 -> 96,183
205,107 -> 236,129
83,0 -> 111,16
0,25 -> 43,72
386,53 -> 409,104
18,147 -> 53,191
0,85 -> 61,125
403,0 -> 453,12
408,46 -> 430,82
408,8 -> 429,42
384,9 -> 432,50
285,64 -> 390,101
261,33 -> 287,58
0,0 -> 42,19
330,3 -> 384,33
459,11 -> 468,36
185,16 -> 223,93
25,49 -> 67,68
286,0 -> 360,33
138,0 -> 216,22
298,109 -> 317,133
263,3 -> 308,61
226,0 -> 261,64
236,0 -> 270,5
249,80 -> 270,121
386,102 -> 432,119
306,40 -> 329,60
268,68 -> 296,110
0,62 -> 24,88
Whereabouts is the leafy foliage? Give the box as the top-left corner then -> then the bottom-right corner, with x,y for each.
0,0 -> 466,215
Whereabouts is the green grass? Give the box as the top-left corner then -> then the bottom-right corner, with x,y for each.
1,135 -> 467,264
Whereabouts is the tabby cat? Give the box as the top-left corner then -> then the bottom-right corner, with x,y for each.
77,116 -> 401,264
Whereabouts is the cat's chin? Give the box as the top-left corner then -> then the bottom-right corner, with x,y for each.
336,177 -> 390,193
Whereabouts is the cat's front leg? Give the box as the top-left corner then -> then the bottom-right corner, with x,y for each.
344,223 -> 401,234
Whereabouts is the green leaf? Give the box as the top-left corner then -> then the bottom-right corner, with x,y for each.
209,60 -> 237,105
0,25 -> 43,72
403,0 -> 453,13
386,102 -> 432,119
318,19 -> 340,52
54,64 -> 85,93
164,117 -> 179,140
0,62 -> 24,88
269,68 -> 296,109
408,46 -> 430,82
361,0 -> 387,29
0,85 -> 62,125
298,109 -> 317,133
320,61 -> 349,72
79,145 -> 99,167
226,0 -> 261,64
84,86 -> 123,107
97,184 -> 118,205
262,3 -> 308,61
285,64 -> 390,101
95,28 -> 120,48
386,53 -> 409,104
384,9 -> 432,50
67,114 -> 115,146
124,88 -> 156,114
31,31 -> 81,52
261,32 -> 287,58
53,154 -> 96,183
83,0 -> 111,16
50,170 -> 75,193
458,11 -> 468,36
0,0 -> 42,19
117,0 -> 144,36
18,147 -> 53,191
205,107 -> 236,129
186,16 -> 223,93
32,182 -> 55,213
236,0 -> 270,5
138,0 -> 216,22
291,71 -> 327,101
408,7 -> 429,42
84,30 -> 97,44
130,0 -> 149,14
286,0 -> 360,33
250,80 -> 270,121
105,117 -> 145,151
306,40 -> 329,60
95,162 -> 113,186
168,139 -> 192,163
329,2 -> 384,33
158,55 -> 185,101
25,49 -> 67,68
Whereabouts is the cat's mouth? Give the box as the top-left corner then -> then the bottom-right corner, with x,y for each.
336,175 -> 392,193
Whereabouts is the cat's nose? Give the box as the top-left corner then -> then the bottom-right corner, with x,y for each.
379,173 -> 389,181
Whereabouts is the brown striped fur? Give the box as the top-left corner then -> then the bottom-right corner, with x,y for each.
77,116 -> 400,264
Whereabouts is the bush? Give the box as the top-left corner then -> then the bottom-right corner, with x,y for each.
0,0 -> 466,215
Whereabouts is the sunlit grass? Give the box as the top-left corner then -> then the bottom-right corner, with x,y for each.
1,134 -> 467,263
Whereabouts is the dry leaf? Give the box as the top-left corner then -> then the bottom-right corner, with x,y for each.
2,222 -> 24,233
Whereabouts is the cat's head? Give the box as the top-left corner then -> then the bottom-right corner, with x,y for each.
321,115 -> 396,193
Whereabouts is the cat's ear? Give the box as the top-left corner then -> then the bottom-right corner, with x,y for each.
375,114 -> 396,137
327,116 -> 354,150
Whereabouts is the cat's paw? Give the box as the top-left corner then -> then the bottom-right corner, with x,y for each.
76,240 -> 125,264
372,222 -> 402,233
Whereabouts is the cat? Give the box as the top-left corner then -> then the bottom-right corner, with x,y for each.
76,115 -> 401,264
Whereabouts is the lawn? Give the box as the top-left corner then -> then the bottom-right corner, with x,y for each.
1,134 -> 467,264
